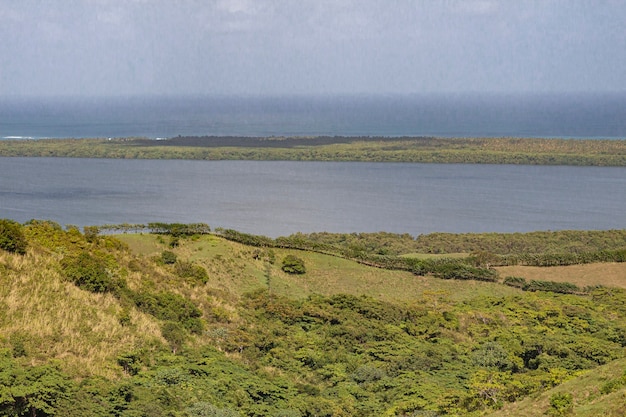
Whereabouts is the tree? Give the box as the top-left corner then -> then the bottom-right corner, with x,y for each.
0,355 -> 72,417
0,219 -> 27,255
161,321 -> 187,354
281,255 -> 306,274
60,251 -> 114,293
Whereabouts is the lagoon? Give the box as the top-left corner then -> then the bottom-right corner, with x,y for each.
1,157 -> 625,237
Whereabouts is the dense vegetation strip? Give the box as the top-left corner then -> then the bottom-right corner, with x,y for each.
1,136 -> 626,165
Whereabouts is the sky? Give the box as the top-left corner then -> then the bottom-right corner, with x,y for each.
1,0 -> 625,97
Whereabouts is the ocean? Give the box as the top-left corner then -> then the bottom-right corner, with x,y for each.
1,93 -> 625,139
1,93 -> 625,235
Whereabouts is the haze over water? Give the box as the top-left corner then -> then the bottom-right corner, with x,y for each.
1,93 -> 626,139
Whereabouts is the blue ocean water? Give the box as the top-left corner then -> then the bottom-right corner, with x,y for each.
1,93 -> 625,139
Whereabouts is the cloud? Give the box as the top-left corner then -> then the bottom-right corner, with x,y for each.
451,0 -> 499,15
216,0 -> 260,15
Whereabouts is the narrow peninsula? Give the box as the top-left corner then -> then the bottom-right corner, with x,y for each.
1,136 -> 625,166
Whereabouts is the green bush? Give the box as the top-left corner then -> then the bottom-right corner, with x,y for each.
161,321 -> 187,353
131,291 -> 204,333
218,228 -> 275,247
0,219 -> 27,255
503,276 -> 527,288
61,251 -> 115,293
281,255 -> 306,274
548,392 -> 573,416
524,280 -> 581,294
161,250 -> 177,264
174,260 -> 209,284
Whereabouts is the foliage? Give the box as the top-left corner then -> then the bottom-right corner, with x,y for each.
502,276 -> 584,294
0,219 -> 27,255
523,280 -> 581,294
174,260 -> 209,284
147,222 -> 211,237
185,402 -> 241,417
161,250 -> 177,264
548,392 -> 573,416
131,291 -> 204,334
161,322 -> 187,354
0,353 -> 73,417
293,229 -> 626,257
4,222 -> 626,416
217,228 -> 275,247
281,255 -> 306,274
503,276 -> 527,289
83,225 -> 100,242
60,251 -> 118,293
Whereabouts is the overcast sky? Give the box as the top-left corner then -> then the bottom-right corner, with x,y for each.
1,0 -> 625,97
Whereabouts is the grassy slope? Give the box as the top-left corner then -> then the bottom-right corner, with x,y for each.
3,228 -> 626,415
116,233 -> 626,416
1,230 -> 522,381
0,248 -> 164,379
116,233 -> 520,302
486,358 -> 626,417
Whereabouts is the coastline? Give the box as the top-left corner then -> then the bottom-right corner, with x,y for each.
0,136 -> 625,166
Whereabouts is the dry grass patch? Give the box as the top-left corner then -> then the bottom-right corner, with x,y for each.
497,263 -> 626,289
0,249 -> 164,379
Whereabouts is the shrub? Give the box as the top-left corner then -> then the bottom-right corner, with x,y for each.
503,276 -> 527,289
548,392 -> 573,416
161,321 -> 187,353
161,250 -> 177,264
61,251 -> 115,293
0,219 -> 27,255
471,342 -> 513,371
524,280 -> 581,294
174,260 -> 209,284
131,291 -> 204,333
117,352 -> 142,375
281,255 -> 306,274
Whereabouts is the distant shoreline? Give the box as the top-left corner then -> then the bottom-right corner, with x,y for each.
0,136 -> 625,166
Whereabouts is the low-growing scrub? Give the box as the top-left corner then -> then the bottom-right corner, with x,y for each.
503,276 -> 582,294
3,221 -> 626,416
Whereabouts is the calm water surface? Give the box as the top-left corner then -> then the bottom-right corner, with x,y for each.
1,157 -> 625,237
2,94 -> 626,139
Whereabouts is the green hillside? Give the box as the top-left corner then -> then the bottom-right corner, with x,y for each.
1,220 -> 626,416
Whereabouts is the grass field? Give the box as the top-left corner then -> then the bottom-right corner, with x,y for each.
116,233 -> 521,303
497,263 -> 626,289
